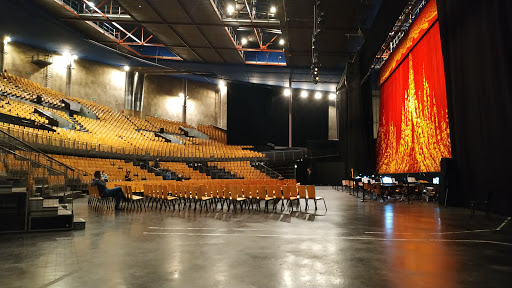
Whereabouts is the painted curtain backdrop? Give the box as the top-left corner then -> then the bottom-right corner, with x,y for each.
376,21 -> 451,174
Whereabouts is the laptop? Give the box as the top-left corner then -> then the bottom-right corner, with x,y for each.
382,177 -> 393,184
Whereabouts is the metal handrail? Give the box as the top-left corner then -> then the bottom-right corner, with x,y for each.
0,128 -> 75,172
0,146 -> 64,175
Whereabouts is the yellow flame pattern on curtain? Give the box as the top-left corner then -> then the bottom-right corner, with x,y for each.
377,56 -> 451,174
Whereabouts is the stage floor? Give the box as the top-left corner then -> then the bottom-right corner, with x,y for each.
1,187 -> 511,288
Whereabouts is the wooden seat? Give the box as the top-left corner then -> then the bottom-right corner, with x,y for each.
306,185 -> 327,210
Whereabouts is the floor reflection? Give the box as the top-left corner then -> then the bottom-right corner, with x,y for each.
383,204 -> 457,288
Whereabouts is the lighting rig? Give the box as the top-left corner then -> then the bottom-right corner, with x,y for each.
311,0 -> 324,84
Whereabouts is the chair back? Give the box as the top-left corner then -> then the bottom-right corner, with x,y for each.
298,185 -> 307,198
88,184 -> 100,198
306,185 -> 316,198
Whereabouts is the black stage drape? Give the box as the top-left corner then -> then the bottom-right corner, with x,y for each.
437,0 -> 512,214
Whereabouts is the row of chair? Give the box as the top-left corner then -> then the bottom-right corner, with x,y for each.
88,181 -> 326,213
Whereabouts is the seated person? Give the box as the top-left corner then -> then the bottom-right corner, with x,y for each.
91,171 -> 125,209
153,158 -> 160,169
176,173 -> 183,182
125,170 -> 132,181
164,170 -> 173,180
101,171 -> 108,182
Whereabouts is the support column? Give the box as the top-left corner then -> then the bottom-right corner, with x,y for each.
182,79 -> 187,123
133,72 -> 145,111
124,70 -> 135,111
0,41 -> 4,73
65,63 -> 72,97
288,77 -> 292,148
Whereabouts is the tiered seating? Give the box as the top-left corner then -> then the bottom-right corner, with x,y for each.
209,161 -> 270,179
126,115 -> 158,131
197,124 -> 227,144
1,72 -> 64,107
50,155 -> 162,182
0,74 -> 265,160
0,98 -> 48,124
146,116 -> 191,134
158,162 -> 210,180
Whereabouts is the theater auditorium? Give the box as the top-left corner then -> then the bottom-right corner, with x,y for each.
0,0 -> 511,287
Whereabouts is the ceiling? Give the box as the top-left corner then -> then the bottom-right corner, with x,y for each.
1,0 -> 385,91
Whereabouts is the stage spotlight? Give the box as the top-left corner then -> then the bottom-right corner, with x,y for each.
241,38 -> 248,45
270,6 -> 277,14
315,92 -> 322,99
124,66 -> 130,71
283,88 -> 291,97
301,91 -> 308,98
329,93 -> 336,100
227,4 -> 235,15
279,39 -> 285,45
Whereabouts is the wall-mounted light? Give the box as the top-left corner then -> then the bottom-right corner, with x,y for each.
328,93 -> 336,100
241,38 -> 248,45
301,91 -> 308,98
279,39 -> 285,46
270,6 -> 277,14
314,92 -> 322,99
283,88 -> 291,97
123,65 -> 130,71
179,92 -> 185,98
218,79 -> 226,88
3,36 -> 11,45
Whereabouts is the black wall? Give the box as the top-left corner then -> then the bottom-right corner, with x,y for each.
227,82 -> 329,147
227,82 -> 273,146
437,0 -> 512,215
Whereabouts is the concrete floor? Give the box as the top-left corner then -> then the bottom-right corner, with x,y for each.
1,187 -> 511,288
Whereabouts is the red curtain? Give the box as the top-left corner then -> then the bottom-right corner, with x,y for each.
377,22 -> 451,174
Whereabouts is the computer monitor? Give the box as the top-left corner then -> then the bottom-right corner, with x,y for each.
407,177 -> 416,183
382,177 -> 393,184
433,177 -> 439,184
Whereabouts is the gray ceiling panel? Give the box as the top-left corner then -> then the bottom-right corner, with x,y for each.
146,0 -> 191,23
192,48 -> 224,63
171,25 -> 211,48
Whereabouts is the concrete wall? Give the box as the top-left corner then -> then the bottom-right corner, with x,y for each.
70,59 -> 125,112
3,41 -> 125,112
143,75 -> 225,127
3,42 -> 66,93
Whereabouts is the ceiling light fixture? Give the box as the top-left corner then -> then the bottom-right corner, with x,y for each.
301,91 -> 308,98
241,38 -> 248,45
315,92 -> 322,99
329,93 -> 336,100
270,6 -> 277,14
227,4 -> 235,15
283,88 -> 291,97
279,39 -> 285,45
124,65 -> 130,71
3,36 -> 11,45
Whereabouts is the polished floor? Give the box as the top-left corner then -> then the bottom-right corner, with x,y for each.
1,187 -> 511,288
